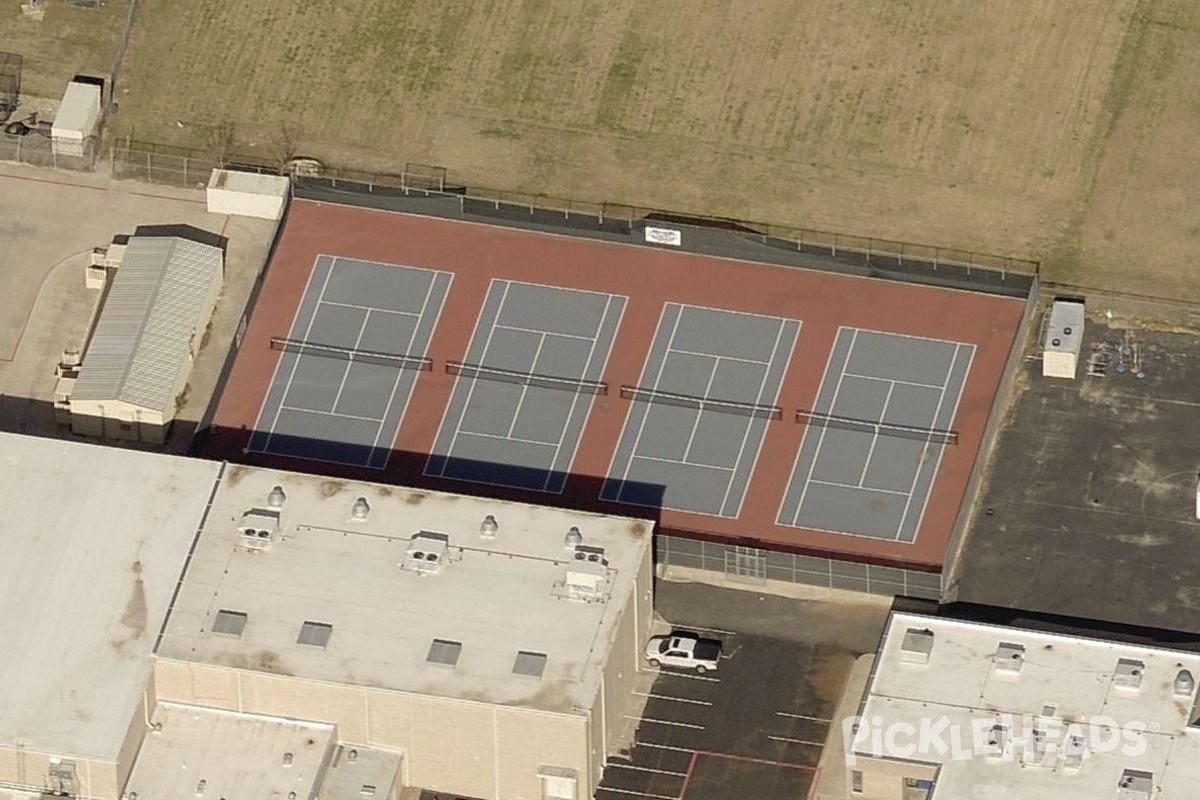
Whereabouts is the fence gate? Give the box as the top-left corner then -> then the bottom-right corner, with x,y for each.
724,546 -> 766,584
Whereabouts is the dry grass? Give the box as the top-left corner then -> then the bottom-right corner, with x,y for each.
50,0 -> 1200,300
0,2 -> 126,101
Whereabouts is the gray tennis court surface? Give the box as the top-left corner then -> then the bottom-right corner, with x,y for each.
248,256 -> 451,469
600,304 -> 800,517
777,328 -> 973,542
425,280 -> 626,493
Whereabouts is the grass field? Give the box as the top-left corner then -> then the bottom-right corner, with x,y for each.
0,2 -> 125,102
24,0 -> 1200,301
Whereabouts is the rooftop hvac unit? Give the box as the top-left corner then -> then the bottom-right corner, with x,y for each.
572,544 -> 607,565
992,642 -> 1026,676
48,759 -> 77,797
402,531 -> 450,575
1042,300 -> 1085,379
1117,769 -> 1154,800
1113,658 -> 1145,693
899,628 -> 934,665
238,508 -> 281,551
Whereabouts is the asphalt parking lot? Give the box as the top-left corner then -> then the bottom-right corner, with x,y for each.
599,581 -> 890,800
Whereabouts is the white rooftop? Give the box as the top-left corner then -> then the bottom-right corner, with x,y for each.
51,81 -> 100,138
855,612 -> 1200,799
124,703 -> 334,800
72,235 -> 223,414
156,466 -> 653,712
0,433 -> 221,759
207,169 -> 289,197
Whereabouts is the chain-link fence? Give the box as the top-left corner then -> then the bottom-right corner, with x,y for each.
0,132 -> 99,171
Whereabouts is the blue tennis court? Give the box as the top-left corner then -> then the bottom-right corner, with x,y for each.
247,256 -> 451,469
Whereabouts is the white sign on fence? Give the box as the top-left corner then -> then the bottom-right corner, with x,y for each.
644,226 -> 682,247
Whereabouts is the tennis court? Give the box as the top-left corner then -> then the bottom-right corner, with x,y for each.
777,328 -> 973,542
600,304 -> 800,517
424,280 -> 626,493
246,256 -> 451,468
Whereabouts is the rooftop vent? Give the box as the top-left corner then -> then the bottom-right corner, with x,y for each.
992,642 -> 1026,676
984,722 -> 1009,761
1022,726 -> 1049,766
238,508 -> 281,551
899,628 -> 934,665
211,609 -> 248,638
564,526 -> 583,548
297,621 -> 333,649
426,638 -> 462,668
1174,669 -> 1195,698
267,485 -> 286,508
1117,769 -> 1154,800
480,514 -> 499,538
572,544 -> 607,565
512,650 -> 548,679
351,497 -> 370,520
1114,658 -> 1145,693
403,531 -> 450,575
1061,733 -> 1087,771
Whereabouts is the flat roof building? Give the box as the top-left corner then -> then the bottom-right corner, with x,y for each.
0,433 -> 222,800
0,432 -> 652,800
155,464 -> 654,800
833,612 -> 1200,799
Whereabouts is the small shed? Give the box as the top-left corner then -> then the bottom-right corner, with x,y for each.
51,80 -> 102,157
69,235 -> 224,444
206,169 -> 289,220
1042,300 -> 1085,379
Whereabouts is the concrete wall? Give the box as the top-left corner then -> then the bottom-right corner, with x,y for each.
206,170 -> 289,220
0,744 -> 120,800
152,660 -> 591,800
846,756 -> 939,800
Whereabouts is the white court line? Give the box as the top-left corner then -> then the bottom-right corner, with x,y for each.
808,478 -> 910,496
620,304 -> 684,485
901,342 -> 977,544
441,280 -> 513,473
506,332 -> 547,438
669,345 -> 773,366
279,404 -> 383,424
893,345 -> 956,540
632,454 -> 734,471
328,309 -> 374,414
459,429 -> 557,448
320,299 -> 421,317
366,271 -> 448,464
725,317 -> 791,516
496,321 -> 594,341
845,326 -> 972,347
680,357 -> 720,464
261,259 -> 335,452
624,716 -> 705,730
547,293 -> 627,491
856,381 -> 895,486
842,371 -> 944,390
791,328 -> 860,524
633,691 -> 714,706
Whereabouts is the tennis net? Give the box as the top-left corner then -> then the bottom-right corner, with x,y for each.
446,361 -> 608,395
795,409 -> 958,445
270,337 -> 433,371
620,385 -> 783,420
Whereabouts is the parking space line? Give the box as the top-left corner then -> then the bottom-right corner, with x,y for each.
644,668 -> 720,683
633,691 -> 714,706
596,788 -> 679,800
605,763 -> 688,778
695,750 -> 816,771
774,712 -> 831,723
626,715 -> 706,730
636,741 -> 697,755
766,735 -> 824,747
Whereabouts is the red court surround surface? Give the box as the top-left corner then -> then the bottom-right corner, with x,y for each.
205,200 -> 1024,570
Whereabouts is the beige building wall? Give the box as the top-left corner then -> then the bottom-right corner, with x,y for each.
847,755 -> 939,800
69,399 -> 166,444
152,660 -> 592,800
0,744 -> 121,800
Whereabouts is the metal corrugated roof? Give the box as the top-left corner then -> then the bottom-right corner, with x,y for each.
72,236 -> 222,414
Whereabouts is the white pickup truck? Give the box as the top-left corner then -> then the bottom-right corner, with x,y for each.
644,632 -> 722,673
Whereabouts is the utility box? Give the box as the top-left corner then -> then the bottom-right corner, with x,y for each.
1042,300 -> 1085,379
51,80 -> 102,157
206,169 -> 289,220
